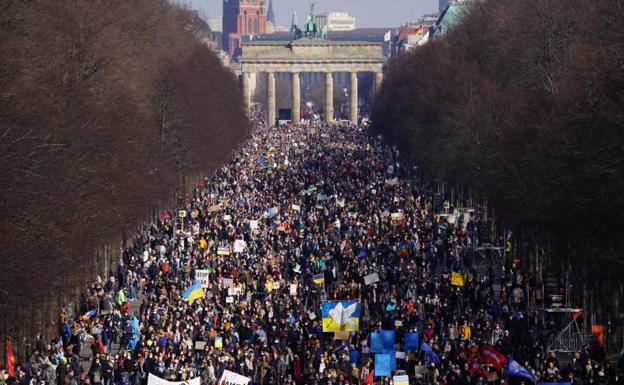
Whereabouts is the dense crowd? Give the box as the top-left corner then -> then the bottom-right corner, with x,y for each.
1,114 -> 617,385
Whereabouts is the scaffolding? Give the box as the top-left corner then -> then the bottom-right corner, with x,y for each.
545,308 -> 589,353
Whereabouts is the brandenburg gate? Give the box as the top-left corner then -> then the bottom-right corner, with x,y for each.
239,9 -> 386,125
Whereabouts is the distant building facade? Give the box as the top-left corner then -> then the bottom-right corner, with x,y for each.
316,12 -> 356,32
222,0 -> 268,60
207,17 -> 222,32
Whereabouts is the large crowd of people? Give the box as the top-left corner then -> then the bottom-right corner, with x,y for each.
1,114 -> 617,385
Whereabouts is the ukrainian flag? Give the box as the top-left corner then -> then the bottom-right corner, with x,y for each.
313,273 -> 325,285
182,281 -> 204,303
321,301 -> 360,332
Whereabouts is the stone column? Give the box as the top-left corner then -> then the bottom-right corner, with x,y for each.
267,72 -> 276,126
349,71 -> 358,125
325,72 -> 334,123
242,72 -> 251,117
292,72 -> 301,124
374,71 -> 384,94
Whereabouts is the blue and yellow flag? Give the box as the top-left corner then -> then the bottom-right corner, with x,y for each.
313,273 -> 325,285
321,301 -> 360,332
182,281 -> 204,303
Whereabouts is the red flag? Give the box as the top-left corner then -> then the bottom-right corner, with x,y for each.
363,368 -> 374,385
5,338 -> 16,377
469,359 -> 488,379
480,344 -> 507,371
572,310 -> 584,320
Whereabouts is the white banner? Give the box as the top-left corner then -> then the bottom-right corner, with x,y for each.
218,370 -> 250,385
148,374 -> 200,385
195,269 -> 210,288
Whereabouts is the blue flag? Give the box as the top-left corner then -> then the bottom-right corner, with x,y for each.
371,330 -> 395,353
508,358 -> 534,382
374,353 -> 393,377
420,341 -> 440,364
128,316 -> 140,350
404,332 -> 419,352
349,350 -> 360,365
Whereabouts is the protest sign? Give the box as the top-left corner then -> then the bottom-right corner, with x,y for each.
404,332 -> 419,352
148,374 -> 200,385
219,370 -> 251,385
395,351 -> 406,359
289,284 -> 298,296
391,212 -> 405,221
371,330 -> 395,353
222,278 -> 234,287
291,204 -> 301,212
227,287 -> 241,296
223,214 -> 231,221
374,354 -> 394,377
194,341 -> 206,350
364,272 -> 380,285
321,301 -> 360,332
334,331 -> 350,340
208,204 -> 220,212
195,269 -> 210,288
393,375 -> 409,385
234,240 -> 247,253
249,220 -> 259,230
226,296 -> 234,303
217,246 -> 230,256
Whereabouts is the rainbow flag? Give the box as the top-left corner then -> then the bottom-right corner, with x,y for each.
182,281 -> 204,303
313,273 -> 325,285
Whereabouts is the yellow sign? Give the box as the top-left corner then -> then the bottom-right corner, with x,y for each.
451,272 -> 465,287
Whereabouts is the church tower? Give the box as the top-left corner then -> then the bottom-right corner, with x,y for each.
267,0 -> 276,24
222,0 -> 268,60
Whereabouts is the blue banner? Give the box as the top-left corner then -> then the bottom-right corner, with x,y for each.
371,330 -> 395,353
404,332 -> 419,352
374,353 -> 395,377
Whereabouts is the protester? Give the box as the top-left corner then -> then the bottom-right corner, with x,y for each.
1,110 -> 615,385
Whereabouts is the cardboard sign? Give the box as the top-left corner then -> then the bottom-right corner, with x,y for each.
393,375 -> 409,385
334,331 -> 350,340
195,269 -> 210,288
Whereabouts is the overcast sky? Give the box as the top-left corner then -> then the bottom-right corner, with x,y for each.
183,0 -> 439,28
